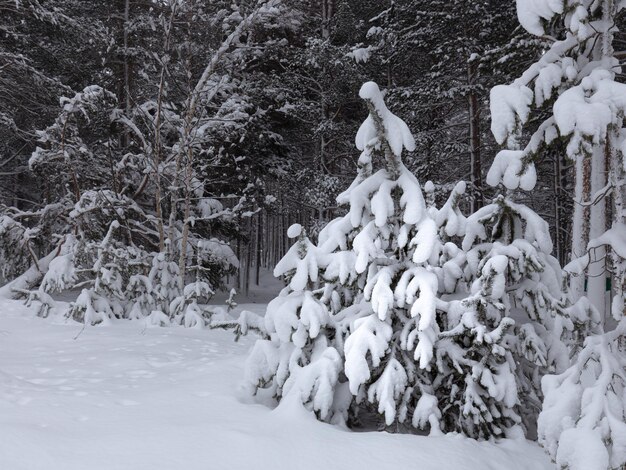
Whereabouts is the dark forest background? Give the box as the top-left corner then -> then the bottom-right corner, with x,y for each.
0,0 -> 589,291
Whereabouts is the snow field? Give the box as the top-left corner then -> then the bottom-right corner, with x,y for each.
0,299 -> 555,470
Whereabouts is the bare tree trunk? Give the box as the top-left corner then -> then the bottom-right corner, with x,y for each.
319,0 -> 335,173
321,0 -> 334,40
586,1 -> 613,318
468,60 -> 483,212
236,236 -> 241,291
178,145 -> 194,278
553,153 -> 562,265
141,1 -> 180,253
123,0 -> 131,117
245,218 -> 251,295
587,145 -> 608,318
256,212 -> 262,285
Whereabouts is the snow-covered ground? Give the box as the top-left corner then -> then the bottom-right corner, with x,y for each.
0,298 -> 555,470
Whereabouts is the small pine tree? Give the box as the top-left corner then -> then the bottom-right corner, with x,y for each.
246,81 -> 454,430
438,195 -> 571,438
66,221 -> 127,325
92,221 -> 126,319
149,250 -> 183,319
126,275 -> 155,320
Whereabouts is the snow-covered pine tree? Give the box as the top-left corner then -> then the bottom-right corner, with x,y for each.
488,1 -> 626,466
148,251 -> 183,319
487,0 -> 626,470
246,81 -> 466,433
67,222 -> 125,326
439,195 -> 571,439
126,274 -> 155,321
489,0 -> 626,317
1,1 -> 291,324
244,222 -> 344,418
538,318 -> 625,470
246,79 -> 580,440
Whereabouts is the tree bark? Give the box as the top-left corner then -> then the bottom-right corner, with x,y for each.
321,0 -> 334,40
468,60 -> 483,212
587,146 -> 607,317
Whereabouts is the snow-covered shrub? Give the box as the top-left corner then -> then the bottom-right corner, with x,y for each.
0,215 -> 36,285
538,319 -> 626,470
126,275 -> 155,320
148,251 -> 183,318
67,288 -> 112,326
174,281 -> 215,329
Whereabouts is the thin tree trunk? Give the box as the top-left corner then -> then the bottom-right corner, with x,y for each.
553,154 -> 562,265
586,0 -> 613,318
468,60 -> 483,212
256,212 -> 262,285
123,0 -> 131,117
151,1 -> 179,253
321,0 -> 334,40
236,236 -> 241,291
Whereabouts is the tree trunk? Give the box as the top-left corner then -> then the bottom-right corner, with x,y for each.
587,146 -> 607,317
256,212 -> 262,285
553,154 -> 562,264
123,0 -> 131,116
608,130 -> 625,322
321,0 -> 334,40
468,60 -> 483,212
570,156 -> 589,301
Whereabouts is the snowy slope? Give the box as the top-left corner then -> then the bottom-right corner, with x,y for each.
0,299 -> 555,470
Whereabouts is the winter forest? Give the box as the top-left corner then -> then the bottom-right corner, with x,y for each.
0,0 -> 625,469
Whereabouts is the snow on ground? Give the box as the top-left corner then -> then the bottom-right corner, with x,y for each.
0,298 -> 555,470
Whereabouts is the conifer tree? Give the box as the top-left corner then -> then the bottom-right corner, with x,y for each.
489,1 -> 626,466
440,195 -> 571,438
246,81 -> 481,432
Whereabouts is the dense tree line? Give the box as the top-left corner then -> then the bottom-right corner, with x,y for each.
4,1 -> 596,277
0,0 -> 552,268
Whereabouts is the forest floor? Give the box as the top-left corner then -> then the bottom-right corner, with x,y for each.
0,291 -> 556,470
